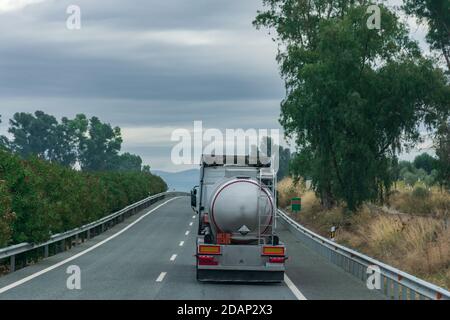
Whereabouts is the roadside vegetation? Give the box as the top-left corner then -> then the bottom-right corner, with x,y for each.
278,176 -> 450,290
0,111 -> 167,247
256,0 -> 449,289
255,0 -> 449,210
0,150 -> 166,247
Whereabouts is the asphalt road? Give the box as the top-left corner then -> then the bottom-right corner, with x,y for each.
0,196 -> 384,300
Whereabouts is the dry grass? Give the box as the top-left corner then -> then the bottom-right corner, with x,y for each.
389,186 -> 450,218
277,177 -> 305,208
279,178 -> 450,290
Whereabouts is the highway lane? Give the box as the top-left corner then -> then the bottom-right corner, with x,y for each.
0,196 -> 384,300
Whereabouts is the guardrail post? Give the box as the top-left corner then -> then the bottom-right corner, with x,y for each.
44,245 -> 49,258
10,255 -> 15,272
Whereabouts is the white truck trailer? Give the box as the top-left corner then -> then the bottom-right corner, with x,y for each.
191,155 -> 286,282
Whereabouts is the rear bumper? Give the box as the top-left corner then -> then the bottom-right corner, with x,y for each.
196,238 -> 286,282
197,268 -> 284,283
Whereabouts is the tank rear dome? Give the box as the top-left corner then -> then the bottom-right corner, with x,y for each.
209,178 -> 273,236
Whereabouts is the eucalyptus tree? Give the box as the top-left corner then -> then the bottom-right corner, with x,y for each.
254,0 -> 449,210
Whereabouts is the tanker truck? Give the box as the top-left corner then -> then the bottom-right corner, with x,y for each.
191,154 -> 286,282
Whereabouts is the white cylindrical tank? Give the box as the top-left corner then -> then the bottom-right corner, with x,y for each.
208,178 -> 274,239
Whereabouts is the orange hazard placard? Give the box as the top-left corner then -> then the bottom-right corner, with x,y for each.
216,233 -> 231,245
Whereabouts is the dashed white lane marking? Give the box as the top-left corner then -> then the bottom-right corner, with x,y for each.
189,222 -> 193,226
156,272 -> 167,282
0,197 -> 181,295
192,215 -> 196,219
185,231 -> 190,236
170,254 -> 177,261
179,241 -> 184,246
284,274 -> 307,300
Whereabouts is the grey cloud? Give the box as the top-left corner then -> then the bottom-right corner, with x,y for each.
0,0 -> 282,102
0,0 -> 429,170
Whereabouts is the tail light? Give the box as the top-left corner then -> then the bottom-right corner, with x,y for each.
197,255 -> 218,265
262,246 -> 285,256
269,257 -> 285,263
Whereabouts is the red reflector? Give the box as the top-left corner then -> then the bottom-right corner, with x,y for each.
197,255 -> 218,265
269,257 -> 285,263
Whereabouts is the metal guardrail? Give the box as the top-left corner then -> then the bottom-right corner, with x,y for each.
0,191 -> 188,273
277,209 -> 450,300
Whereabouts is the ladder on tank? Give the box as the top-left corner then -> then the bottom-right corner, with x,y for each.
257,167 -> 277,245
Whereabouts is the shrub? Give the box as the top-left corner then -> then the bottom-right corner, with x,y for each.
0,150 -> 167,246
412,186 -> 431,199
0,180 -> 15,247
277,177 -> 305,208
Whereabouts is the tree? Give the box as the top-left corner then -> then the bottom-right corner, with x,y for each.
77,116 -> 123,171
142,164 -> 151,173
254,1 -> 449,210
7,111 -> 78,167
8,111 -> 59,159
434,120 -> 450,189
277,146 -> 291,180
253,136 -> 291,180
413,152 -> 438,174
404,171 -> 418,187
111,152 -> 143,172
403,0 -> 450,71
0,179 -> 15,247
3,112 -> 147,173
399,160 -> 414,172
0,115 -> 10,151
424,172 -> 436,187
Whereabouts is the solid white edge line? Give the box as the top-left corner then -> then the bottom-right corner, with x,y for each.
284,274 -> 307,300
156,272 -> 167,282
179,241 -> 184,246
0,197 -> 181,295
170,254 -> 177,261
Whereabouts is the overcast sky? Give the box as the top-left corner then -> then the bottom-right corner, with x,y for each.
0,0 -> 432,171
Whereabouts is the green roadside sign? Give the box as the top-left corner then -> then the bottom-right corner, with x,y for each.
291,197 -> 301,212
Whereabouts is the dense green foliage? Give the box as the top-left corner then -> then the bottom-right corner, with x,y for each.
0,150 -> 167,247
435,120 -> 450,189
395,153 -> 439,187
1,111 -> 145,172
255,0 -> 450,210
413,152 -> 438,174
403,0 -> 450,70
251,136 -> 292,180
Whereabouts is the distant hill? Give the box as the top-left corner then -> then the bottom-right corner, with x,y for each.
152,169 -> 199,192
